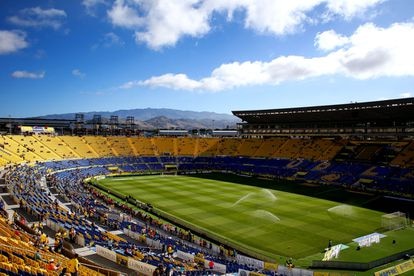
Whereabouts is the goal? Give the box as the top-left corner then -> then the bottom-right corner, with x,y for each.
163,164 -> 178,175
381,212 -> 408,230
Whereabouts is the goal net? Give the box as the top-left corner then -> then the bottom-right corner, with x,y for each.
163,164 -> 178,175
381,212 -> 407,230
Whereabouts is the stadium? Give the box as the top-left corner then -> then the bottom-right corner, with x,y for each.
0,97 -> 414,276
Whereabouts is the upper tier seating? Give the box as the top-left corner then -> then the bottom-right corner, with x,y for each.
82,136 -> 115,157
152,137 -> 177,156
175,138 -> 197,156
58,136 -> 98,158
33,136 -> 78,159
391,141 -> 414,168
105,137 -> 135,156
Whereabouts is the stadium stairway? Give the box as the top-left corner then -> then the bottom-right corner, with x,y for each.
73,247 -> 96,257
0,189 -> 25,224
84,253 -> 138,275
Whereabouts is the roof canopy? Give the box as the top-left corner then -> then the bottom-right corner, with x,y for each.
232,98 -> 414,125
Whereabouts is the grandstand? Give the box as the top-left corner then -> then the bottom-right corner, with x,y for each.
233,97 -> 414,138
0,98 -> 413,276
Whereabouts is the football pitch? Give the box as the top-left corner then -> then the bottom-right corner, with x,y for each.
97,174 -> 384,261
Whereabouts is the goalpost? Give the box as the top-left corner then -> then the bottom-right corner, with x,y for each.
381,211 -> 408,230
163,164 -> 178,175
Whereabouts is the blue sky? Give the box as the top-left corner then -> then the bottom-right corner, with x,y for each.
1,0 -> 414,117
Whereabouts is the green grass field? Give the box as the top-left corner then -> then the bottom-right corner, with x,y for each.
97,174 -> 388,262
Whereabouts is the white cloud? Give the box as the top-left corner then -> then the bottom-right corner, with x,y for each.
83,0 -> 106,8
124,21 -> 414,91
239,0 -> 322,35
400,92 -> 412,98
339,22 -> 414,79
82,0 -> 107,14
11,70 -> 45,79
0,30 -> 28,55
34,49 -> 47,59
119,74 -> 203,90
138,74 -> 203,90
107,0 -> 144,29
92,32 -> 124,49
325,0 -> 385,20
8,7 -> 67,30
315,30 -> 350,51
72,69 -> 86,79
134,55 -> 338,91
119,80 -> 140,89
103,32 -> 124,47
134,0 -> 211,49
107,0 -> 385,49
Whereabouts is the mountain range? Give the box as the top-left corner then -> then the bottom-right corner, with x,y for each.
37,108 -> 241,130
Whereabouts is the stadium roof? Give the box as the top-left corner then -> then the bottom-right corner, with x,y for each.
232,98 -> 414,125
0,117 -> 75,127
